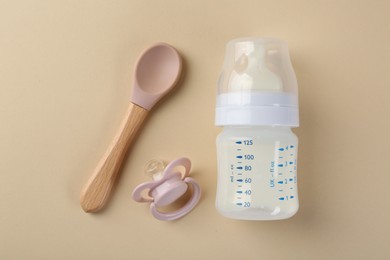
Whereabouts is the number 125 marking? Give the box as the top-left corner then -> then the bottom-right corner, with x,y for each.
243,140 -> 253,145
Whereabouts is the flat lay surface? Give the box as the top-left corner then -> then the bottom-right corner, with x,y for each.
1,0 -> 389,259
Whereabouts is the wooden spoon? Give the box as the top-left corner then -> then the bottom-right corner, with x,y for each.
80,43 -> 182,213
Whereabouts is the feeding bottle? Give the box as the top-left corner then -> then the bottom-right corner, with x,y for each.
215,38 -> 299,220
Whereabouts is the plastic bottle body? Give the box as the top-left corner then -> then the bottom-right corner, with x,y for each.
216,126 -> 298,220
215,37 -> 300,220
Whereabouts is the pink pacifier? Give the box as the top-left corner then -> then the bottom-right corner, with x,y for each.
132,157 -> 201,221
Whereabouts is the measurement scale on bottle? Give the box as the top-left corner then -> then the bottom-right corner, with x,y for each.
231,139 -> 297,208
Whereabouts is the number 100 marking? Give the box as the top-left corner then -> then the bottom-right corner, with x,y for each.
244,154 -> 254,160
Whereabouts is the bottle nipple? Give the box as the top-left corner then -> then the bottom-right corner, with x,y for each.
231,44 -> 282,91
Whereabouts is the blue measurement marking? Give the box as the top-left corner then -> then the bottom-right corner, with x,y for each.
236,155 -> 242,159
278,148 -> 284,151
278,164 -> 283,167
236,166 -> 243,170
235,141 -> 242,144
289,161 -> 293,165
279,156 -> 283,159
277,181 -> 284,184
290,196 -> 294,199
290,145 -> 294,148
290,187 -> 293,190
279,197 -> 285,201
237,179 -> 243,182
236,202 -> 243,206
237,191 -> 243,194
289,178 -> 293,181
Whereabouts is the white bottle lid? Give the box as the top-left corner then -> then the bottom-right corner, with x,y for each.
215,38 -> 299,127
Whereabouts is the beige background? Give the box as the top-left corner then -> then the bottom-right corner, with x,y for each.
1,0 -> 390,259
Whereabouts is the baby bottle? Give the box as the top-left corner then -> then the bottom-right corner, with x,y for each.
215,38 -> 299,220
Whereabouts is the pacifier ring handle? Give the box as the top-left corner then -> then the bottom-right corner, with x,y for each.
163,157 -> 191,179
132,181 -> 155,203
150,177 -> 201,221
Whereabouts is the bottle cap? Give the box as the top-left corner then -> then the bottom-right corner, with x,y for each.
215,37 -> 299,127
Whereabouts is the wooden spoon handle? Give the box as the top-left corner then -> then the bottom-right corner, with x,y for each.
80,103 -> 149,213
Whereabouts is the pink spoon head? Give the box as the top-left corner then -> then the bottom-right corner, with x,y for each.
131,43 -> 182,110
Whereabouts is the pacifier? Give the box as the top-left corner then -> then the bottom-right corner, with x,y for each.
132,157 -> 201,221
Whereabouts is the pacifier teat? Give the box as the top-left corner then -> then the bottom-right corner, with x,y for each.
144,159 -> 166,180
132,157 -> 201,221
